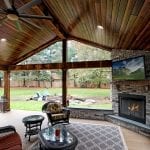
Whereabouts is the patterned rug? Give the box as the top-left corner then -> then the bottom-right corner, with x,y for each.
29,123 -> 128,150
67,123 -> 127,150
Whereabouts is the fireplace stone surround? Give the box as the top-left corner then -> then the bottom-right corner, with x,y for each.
69,50 -> 150,137
110,49 -> 150,137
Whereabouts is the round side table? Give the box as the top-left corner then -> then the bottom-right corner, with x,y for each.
22,115 -> 44,141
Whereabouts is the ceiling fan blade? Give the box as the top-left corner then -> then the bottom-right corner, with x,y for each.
17,0 -> 42,13
15,20 -> 22,31
0,17 -> 7,26
20,18 -> 41,30
0,9 -> 7,14
4,0 -> 12,9
19,14 -> 52,20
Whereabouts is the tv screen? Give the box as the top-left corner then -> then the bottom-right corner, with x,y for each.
112,56 -> 145,80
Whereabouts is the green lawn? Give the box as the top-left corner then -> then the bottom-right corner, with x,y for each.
10,101 -> 43,111
0,87 -> 112,111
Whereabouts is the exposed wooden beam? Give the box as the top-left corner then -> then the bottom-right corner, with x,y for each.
66,60 -> 111,69
9,63 -> 62,71
4,70 -> 10,111
0,65 -> 8,70
62,40 -> 67,106
13,36 -> 61,65
8,60 -> 111,71
68,35 -> 112,51
67,3 -> 88,33
30,4 -> 65,39
42,0 -> 68,38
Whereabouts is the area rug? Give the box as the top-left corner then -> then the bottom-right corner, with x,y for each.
67,123 -> 128,150
29,123 -> 128,150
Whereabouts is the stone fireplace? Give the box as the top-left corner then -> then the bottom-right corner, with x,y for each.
118,93 -> 146,124
108,50 -> 150,137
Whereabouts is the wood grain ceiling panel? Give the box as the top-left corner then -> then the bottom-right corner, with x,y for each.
0,0 -> 57,66
119,0 -> 149,49
45,0 -> 149,51
0,0 -> 149,68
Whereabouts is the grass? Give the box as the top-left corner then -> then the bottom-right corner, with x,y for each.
10,101 -> 43,111
0,87 -> 110,99
0,87 -> 112,111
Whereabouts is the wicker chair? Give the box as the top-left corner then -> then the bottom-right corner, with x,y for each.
0,125 -> 22,150
42,102 -> 70,126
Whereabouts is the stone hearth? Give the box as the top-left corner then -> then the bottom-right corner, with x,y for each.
106,115 -> 150,137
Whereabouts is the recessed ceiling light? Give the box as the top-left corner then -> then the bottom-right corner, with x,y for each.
0,38 -> 7,42
97,25 -> 104,29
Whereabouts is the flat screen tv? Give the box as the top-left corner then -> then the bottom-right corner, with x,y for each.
112,56 -> 145,80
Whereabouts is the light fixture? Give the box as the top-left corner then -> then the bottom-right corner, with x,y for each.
0,38 -> 7,42
7,14 -> 19,21
97,25 -> 104,29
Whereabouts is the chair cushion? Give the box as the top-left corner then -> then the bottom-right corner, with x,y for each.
51,113 -> 67,120
0,132 -> 22,150
46,103 -> 62,113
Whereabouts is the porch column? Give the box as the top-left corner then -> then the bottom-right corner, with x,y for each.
4,70 -> 10,111
62,39 -> 67,106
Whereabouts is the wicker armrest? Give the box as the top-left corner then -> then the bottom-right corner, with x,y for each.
0,125 -> 16,134
46,112 -> 52,115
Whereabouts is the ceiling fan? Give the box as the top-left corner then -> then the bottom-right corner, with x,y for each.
0,0 -> 52,30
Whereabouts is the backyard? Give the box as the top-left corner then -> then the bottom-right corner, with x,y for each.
0,87 -> 112,111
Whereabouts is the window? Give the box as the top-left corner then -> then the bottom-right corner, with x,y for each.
67,68 -> 112,109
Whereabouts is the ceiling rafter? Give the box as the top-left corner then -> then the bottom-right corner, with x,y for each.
31,4 -> 65,39
42,0 -> 69,38
68,35 -> 112,51
0,0 -> 149,68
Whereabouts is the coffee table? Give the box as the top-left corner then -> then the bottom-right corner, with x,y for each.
38,124 -> 78,150
22,115 -> 44,141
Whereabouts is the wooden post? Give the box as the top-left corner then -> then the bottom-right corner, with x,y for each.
4,70 -> 10,111
62,40 -> 67,107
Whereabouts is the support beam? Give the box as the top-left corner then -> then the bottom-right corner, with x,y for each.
8,60 -> 111,71
4,70 -> 10,111
66,60 -> 111,69
62,40 -> 67,107
9,63 -> 62,70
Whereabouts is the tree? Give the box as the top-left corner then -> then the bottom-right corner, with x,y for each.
67,41 -> 111,88
0,71 -> 3,87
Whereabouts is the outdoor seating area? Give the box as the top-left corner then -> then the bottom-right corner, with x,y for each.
42,102 -> 70,126
0,110 -> 150,150
0,0 -> 149,150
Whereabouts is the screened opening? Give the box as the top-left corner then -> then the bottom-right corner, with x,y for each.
67,40 -> 111,62
19,42 -> 62,65
67,68 -> 112,109
9,70 -> 62,111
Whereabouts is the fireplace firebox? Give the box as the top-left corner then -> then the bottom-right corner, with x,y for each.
119,93 -> 146,124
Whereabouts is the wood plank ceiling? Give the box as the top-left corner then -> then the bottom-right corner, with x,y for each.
0,0 -> 149,67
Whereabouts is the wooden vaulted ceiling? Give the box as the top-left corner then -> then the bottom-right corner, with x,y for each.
0,0 -> 149,67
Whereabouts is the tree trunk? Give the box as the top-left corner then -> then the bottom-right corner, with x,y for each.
73,74 -> 77,87
23,71 -> 26,87
0,78 -> 2,87
98,82 -> 101,88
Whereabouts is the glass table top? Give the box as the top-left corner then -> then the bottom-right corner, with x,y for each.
39,124 -> 77,148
